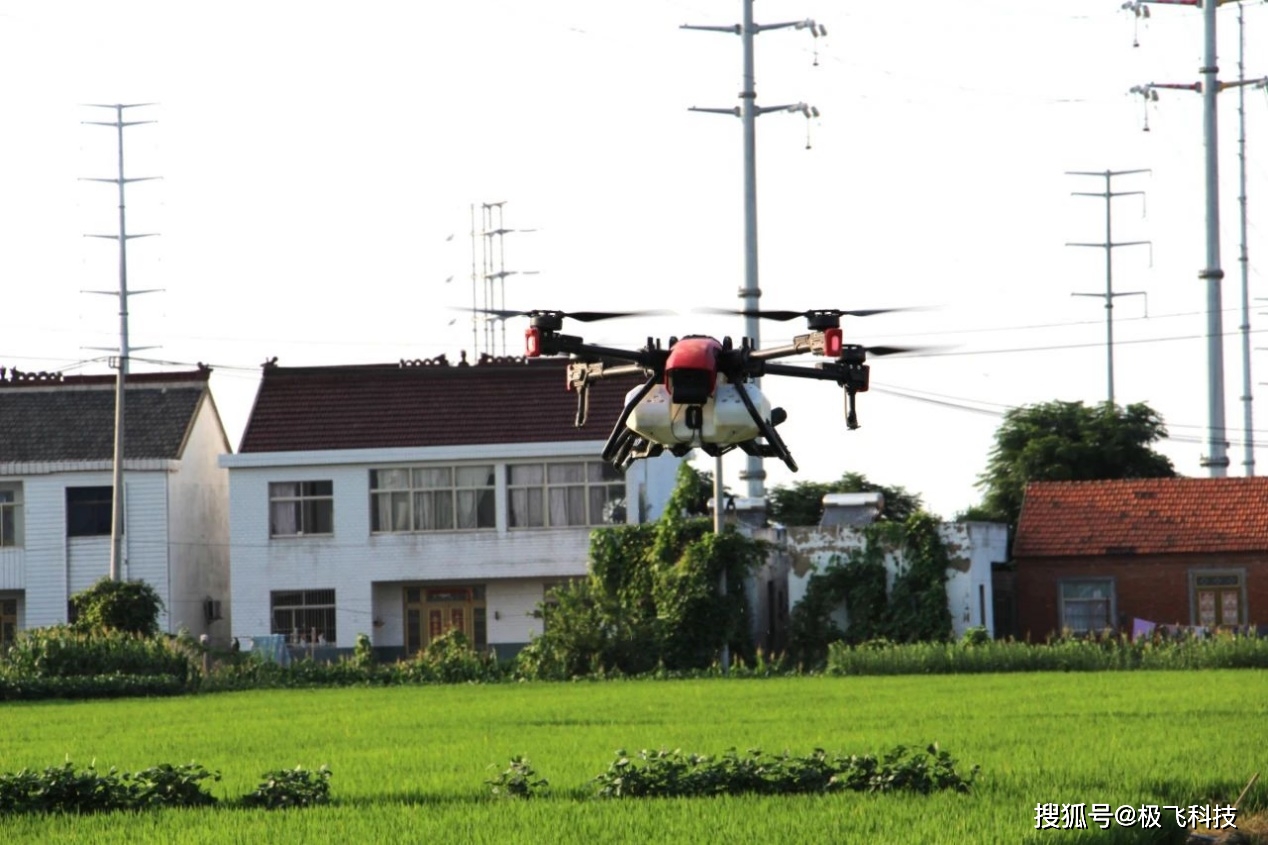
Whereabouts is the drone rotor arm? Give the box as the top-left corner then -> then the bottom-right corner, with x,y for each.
587,363 -> 652,379
541,333 -> 659,368
747,334 -> 819,363
759,361 -> 849,382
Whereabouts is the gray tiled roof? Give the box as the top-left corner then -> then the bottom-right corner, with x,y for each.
0,371 -> 210,463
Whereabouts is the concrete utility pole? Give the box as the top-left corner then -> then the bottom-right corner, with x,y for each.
1065,169 -> 1151,406
1200,0 -> 1227,476
82,103 -> 160,581
682,3 -> 824,500
1234,2 -> 1266,476
1129,0 -> 1266,477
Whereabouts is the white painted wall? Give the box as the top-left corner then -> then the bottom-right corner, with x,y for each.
943,522 -> 1008,634
14,474 -> 66,628
167,396 -> 232,641
120,474 -> 171,629
785,522 -> 1009,638
15,470 -> 169,629
225,445 -> 683,649
625,455 -> 681,522
487,578 -> 549,644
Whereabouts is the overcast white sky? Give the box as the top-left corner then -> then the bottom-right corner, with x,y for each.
2,0 -> 1268,518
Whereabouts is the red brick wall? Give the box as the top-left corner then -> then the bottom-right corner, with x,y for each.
1013,552 -> 1268,640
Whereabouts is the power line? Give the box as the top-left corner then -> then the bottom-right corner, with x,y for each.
908,327 -> 1268,358
873,382 -> 1264,448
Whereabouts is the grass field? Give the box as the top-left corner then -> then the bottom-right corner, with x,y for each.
0,672 -> 1264,844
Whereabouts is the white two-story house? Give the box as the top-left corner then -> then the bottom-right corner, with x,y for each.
0,366 -> 232,644
221,355 -> 680,659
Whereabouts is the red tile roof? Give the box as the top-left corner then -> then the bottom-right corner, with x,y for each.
1013,477 -> 1268,558
238,356 -> 646,453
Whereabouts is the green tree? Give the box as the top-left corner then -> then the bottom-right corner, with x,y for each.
667,463 -> 717,518
969,400 -> 1176,527
767,472 -> 925,526
71,577 -> 164,637
518,463 -> 764,678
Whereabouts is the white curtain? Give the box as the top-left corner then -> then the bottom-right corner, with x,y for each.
271,501 -> 298,535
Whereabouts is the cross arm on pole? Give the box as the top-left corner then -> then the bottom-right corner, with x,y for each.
81,288 -> 164,296
1070,189 -> 1151,197
1073,290 -> 1147,299
82,120 -> 157,129
680,23 -> 740,34
1066,239 -> 1150,247
79,176 -> 162,185
1066,169 -> 1152,178
1219,76 -> 1268,93
755,19 -> 827,36
755,102 -> 819,117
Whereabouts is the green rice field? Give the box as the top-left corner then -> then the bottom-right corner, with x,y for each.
0,672 -> 1264,844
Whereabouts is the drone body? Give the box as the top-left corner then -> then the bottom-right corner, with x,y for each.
481,308 -> 916,473
626,371 -> 772,450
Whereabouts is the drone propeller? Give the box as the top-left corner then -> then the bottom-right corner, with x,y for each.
862,344 -> 923,357
465,307 -> 670,323
698,306 -> 920,322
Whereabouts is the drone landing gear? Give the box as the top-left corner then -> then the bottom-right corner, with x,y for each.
606,427 -> 665,471
731,380 -> 798,472
599,374 -> 668,470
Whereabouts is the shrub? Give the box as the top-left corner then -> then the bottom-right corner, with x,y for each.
240,766 -> 332,810
413,630 -> 502,684
0,761 -> 219,814
0,761 -> 129,814
591,744 -> 977,798
960,626 -> 991,647
71,577 -> 164,637
486,756 -> 548,799
1,621 -> 196,690
126,763 -> 220,808
825,629 -> 1268,675
351,633 -> 375,669
0,674 -> 188,701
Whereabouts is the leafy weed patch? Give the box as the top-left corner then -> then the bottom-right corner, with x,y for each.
591,744 -> 978,798
0,761 -> 331,815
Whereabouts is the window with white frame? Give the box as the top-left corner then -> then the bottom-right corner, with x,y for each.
0,483 -> 22,547
370,466 -> 495,533
507,461 -> 626,528
270,589 -> 336,644
1059,579 -> 1115,634
269,481 -> 334,537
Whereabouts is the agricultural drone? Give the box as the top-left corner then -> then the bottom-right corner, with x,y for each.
478,307 -> 918,472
